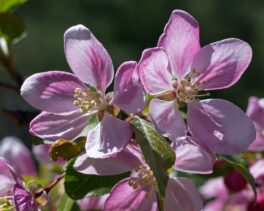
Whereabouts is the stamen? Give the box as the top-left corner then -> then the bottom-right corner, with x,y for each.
73,88 -> 100,113
0,196 -> 14,210
128,166 -> 158,199
172,69 -> 208,104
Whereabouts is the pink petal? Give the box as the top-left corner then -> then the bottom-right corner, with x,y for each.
13,184 -> 38,211
32,144 -> 65,164
30,111 -> 91,141
164,178 -> 203,211
0,157 -> 22,186
0,137 -> 37,177
0,175 -> 15,197
32,144 -> 51,164
250,159 -> 264,180
200,177 -> 227,199
85,113 -> 132,158
0,157 -> 18,197
64,24 -> 114,93
138,47 -> 173,95
248,132 -> 264,152
150,99 -> 187,145
75,143 -> 142,175
187,99 -> 256,154
79,194 -> 109,211
113,61 -> 146,113
246,97 -> 264,151
158,10 -> 200,79
104,178 -> 157,211
192,38 -> 252,90
203,200 -> 225,211
21,71 -> 87,113
173,142 -> 215,174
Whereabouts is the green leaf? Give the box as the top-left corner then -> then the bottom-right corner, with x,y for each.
130,116 -> 176,198
49,137 -> 86,161
220,155 -> 257,201
64,159 -> 130,200
0,0 -> 27,12
0,13 -> 26,44
58,194 -> 80,211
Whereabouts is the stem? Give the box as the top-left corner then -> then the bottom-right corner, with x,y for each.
0,44 -> 23,87
0,81 -> 20,93
44,172 -> 65,194
156,192 -> 164,211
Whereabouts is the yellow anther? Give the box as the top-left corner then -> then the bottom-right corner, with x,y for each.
82,92 -> 88,97
74,88 -> 82,95
73,87 -> 100,113
73,100 -> 80,106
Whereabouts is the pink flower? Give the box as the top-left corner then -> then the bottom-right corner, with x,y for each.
21,25 -> 145,159
200,159 -> 264,211
138,10 -> 255,154
246,96 -> 264,151
0,137 -> 37,177
75,142 -> 203,211
0,157 -> 39,211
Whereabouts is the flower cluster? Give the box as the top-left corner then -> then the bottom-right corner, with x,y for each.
1,9 -> 260,211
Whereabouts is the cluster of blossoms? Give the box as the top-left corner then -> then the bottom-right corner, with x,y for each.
1,9 -> 261,211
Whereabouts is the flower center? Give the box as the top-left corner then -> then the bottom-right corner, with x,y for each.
172,68 -> 209,104
128,166 -> 158,199
0,196 -> 14,210
73,88 -> 101,113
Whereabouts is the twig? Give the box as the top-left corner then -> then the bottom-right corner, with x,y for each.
44,172 -> 66,194
0,81 -> 20,93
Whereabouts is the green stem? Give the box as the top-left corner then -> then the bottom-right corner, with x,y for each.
0,44 -> 23,88
156,192 -> 164,211
44,172 -> 65,194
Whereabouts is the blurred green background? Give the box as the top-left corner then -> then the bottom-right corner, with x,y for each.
1,0 -> 264,142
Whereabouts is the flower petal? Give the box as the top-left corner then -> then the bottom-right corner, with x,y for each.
187,99 -> 256,154
85,113 -> 132,158
138,47 -> 173,95
113,61 -> 146,113
0,157 -> 19,196
104,178 -> 157,211
200,177 -> 227,199
150,99 -> 187,144
0,137 -> 37,177
246,97 -> 264,151
75,143 -> 142,175
173,141 -> 215,174
250,159 -> 264,180
192,38 -> 252,90
158,10 -> 200,79
13,184 -> 38,211
30,111 -> 91,141
164,178 -> 203,211
64,24 -> 114,93
21,71 -> 87,113
0,157 -> 22,186
79,194 -> 109,211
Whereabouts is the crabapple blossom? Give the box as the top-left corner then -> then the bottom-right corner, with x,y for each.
21,25 -> 145,159
139,9 -> 255,155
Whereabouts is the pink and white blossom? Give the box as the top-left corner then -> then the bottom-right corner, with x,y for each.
21,25 -> 145,159
139,10 -> 255,155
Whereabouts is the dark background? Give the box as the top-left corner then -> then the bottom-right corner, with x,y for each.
1,0 -> 264,144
